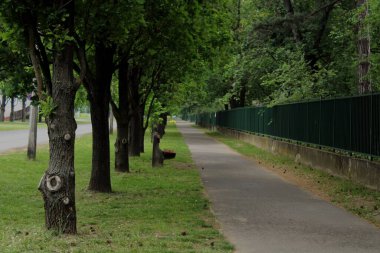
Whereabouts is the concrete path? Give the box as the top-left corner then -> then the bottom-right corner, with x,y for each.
177,121 -> 380,253
0,124 -> 92,153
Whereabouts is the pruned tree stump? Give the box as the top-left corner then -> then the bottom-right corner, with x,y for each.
152,132 -> 164,167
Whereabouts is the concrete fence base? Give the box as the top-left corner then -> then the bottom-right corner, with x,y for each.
217,127 -> 380,191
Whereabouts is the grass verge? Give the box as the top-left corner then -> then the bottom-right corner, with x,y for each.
0,121 -> 45,131
0,114 -> 90,131
205,130 -> 380,228
0,123 -> 233,253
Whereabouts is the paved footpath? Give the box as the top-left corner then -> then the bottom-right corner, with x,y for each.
177,121 -> 380,253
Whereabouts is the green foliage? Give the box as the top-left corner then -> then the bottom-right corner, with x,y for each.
74,85 -> 89,111
181,0 -> 380,115
39,95 -> 57,118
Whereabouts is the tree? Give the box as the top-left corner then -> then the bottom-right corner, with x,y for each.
73,0 -> 146,190
1,0 -> 80,233
357,0 -> 371,93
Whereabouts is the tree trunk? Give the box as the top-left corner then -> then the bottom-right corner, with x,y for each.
357,0 -> 371,94
113,57 -> 130,173
87,43 -> 114,192
0,94 -> 6,122
88,96 -> 112,192
27,105 -> 38,160
10,97 -> 14,122
129,110 -> 142,157
115,122 -> 129,172
140,125 -> 145,153
157,113 -> 168,137
38,44 -> 77,234
22,98 -> 26,122
152,132 -> 163,167
283,0 -> 302,42
139,106 -> 145,153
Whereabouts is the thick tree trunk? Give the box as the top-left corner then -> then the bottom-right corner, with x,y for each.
87,43 -> 114,192
38,45 -> 77,234
22,98 -> 26,122
357,0 -> 371,94
129,110 -> 142,157
152,132 -> 163,167
27,105 -> 38,160
115,122 -> 129,172
10,97 -> 14,122
0,94 -> 6,122
113,57 -> 130,173
88,97 -> 112,192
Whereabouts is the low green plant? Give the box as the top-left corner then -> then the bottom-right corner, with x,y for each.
39,95 -> 57,118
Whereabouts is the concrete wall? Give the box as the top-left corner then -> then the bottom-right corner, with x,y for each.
217,127 -> 380,191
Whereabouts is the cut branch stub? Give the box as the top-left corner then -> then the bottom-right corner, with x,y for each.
46,175 -> 62,192
64,133 -> 72,141
62,197 -> 70,205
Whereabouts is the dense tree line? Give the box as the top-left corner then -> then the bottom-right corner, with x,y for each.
179,0 -> 380,115
2,0 -> 377,236
0,0 -> 231,233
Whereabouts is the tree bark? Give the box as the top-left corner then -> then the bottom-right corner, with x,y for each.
112,57 -> 130,173
10,97 -> 14,122
141,95 -> 156,153
20,0 -> 78,234
38,42 -> 77,234
27,104 -> 38,160
22,98 -> 26,122
87,43 -> 114,192
152,132 -> 163,167
129,112 -> 142,156
357,0 -> 371,94
115,122 -> 129,172
128,68 -> 143,157
0,94 -> 6,122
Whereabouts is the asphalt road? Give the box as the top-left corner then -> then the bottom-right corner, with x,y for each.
0,124 -> 92,153
177,120 -> 380,253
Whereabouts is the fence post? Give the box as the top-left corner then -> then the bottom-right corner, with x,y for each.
349,97 -> 352,153
306,101 -> 309,142
318,98 -> 321,146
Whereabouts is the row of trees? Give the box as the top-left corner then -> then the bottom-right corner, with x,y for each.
0,0 -> 232,234
0,39 -> 34,122
179,0 -> 380,115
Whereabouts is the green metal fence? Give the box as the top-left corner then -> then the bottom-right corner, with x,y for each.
193,93 -> 380,158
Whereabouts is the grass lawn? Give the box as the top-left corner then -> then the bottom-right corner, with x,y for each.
0,114 -> 91,132
0,121 -> 45,131
206,130 -> 380,228
0,123 -> 233,253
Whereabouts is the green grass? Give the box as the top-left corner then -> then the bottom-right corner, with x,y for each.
205,130 -> 380,228
0,121 -> 45,131
0,114 -> 91,131
0,124 -> 233,253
